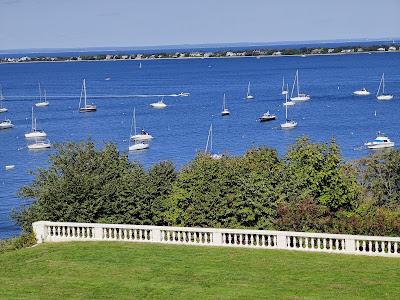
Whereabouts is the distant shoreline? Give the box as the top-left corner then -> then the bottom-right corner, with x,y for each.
0,44 -> 398,65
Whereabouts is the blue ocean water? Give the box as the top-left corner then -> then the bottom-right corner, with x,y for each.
1,52 -> 400,238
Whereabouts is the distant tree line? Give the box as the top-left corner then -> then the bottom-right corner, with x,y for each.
14,138 -> 400,236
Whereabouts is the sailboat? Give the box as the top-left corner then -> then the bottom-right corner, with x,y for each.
283,83 -> 295,106
376,73 -> 394,100
130,108 -> 153,141
353,88 -> 370,96
150,97 -> 167,109
35,83 -> 49,107
28,138 -> 51,150
281,92 -> 297,129
205,123 -> 222,159
0,85 -> 7,113
281,76 -> 288,95
25,107 -> 47,139
245,82 -> 254,99
221,93 -> 230,116
290,69 -> 310,101
79,79 -> 97,112
128,110 -> 149,151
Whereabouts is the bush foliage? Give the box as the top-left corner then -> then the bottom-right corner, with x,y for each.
14,138 -> 400,236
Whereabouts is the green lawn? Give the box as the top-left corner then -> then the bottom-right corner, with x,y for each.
0,242 -> 399,299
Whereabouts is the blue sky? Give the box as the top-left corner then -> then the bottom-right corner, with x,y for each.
0,0 -> 399,50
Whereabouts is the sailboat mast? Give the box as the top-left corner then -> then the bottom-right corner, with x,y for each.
210,124 -> 213,154
247,82 -> 250,96
223,93 -> 226,110
83,79 -> 87,106
133,107 -> 137,136
31,107 -> 34,130
38,82 -> 42,102
282,76 -> 285,92
376,74 -> 383,97
382,73 -> 385,94
285,93 -> 288,120
296,69 -> 300,96
291,71 -> 296,98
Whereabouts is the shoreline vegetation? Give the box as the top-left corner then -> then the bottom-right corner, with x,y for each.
1,44 -> 399,64
11,137 -> 400,245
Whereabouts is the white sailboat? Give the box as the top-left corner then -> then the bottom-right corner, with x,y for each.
283,83 -> 295,106
290,69 -> 310,101
130,108 -> 153,141
281,92 -> 297,129
281,76 -> 288,95
79,79 -> 97,112
128,110 -> 149,151
0,119 -> 14,130
245,82 -> 254,99
376,73 -> 394,100
205,123 -> 222,159
35,83 -> 49,107
25,107 -> 47,139
0,85 -> 8,113
150,97 -> 167,109
28,138 -> 51,150
221,93 -> 230,116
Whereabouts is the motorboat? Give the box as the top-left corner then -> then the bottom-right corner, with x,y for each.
353,88 -> 370,96
365,133 -> 394,149
150,98 -> 167,109
5,165 -> 15,170
259,111 -> 276,122
28,139 -> 51,150
0,119 -> 14,129
290,69 -> 310,101
129,142 -> 149,151
178,92 -> 190,97
79,79 -> 97,112
376,73 -> 394,100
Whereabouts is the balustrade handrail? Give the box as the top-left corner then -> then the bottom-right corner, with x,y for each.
32,221 -> 400,257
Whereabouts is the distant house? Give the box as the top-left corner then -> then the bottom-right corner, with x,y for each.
189,52 -> 202,57
327,48 -> 335,53
121,55 -> 128,59
311,48 -> 322,54
357,48 -> 364,52
272,51 -> 282,56
203,52 -> 213,58
388,46 -> 397,51
135,54 -> 143,60
226,51 -> 235,57
105,55 -> 113,60
377,47 -> 386,51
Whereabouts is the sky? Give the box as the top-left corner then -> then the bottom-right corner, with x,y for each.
0,0 -> 399,50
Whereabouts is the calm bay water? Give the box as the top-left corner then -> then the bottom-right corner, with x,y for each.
1,52 -> 400,238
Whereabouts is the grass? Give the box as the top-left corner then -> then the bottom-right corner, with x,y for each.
0,242 -> 399,299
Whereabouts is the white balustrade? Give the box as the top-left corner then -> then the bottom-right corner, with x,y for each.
32,221 -> 400,257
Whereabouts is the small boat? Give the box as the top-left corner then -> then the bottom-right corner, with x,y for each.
178,92 -> 190,97
0,119 -> 13,129
245,82 -> 254,99
281,76 -> 288,95
35,83 -> 49,107
353,88 -> 370,96
376,73 -> 394,100
290,69 -> 310,101
259,111 -> 276,122
28,139 -> 51,150
5,165 -> 15,170
150,98 -> 167,109
283,83 -> 295,106
205,123 -> 222,159
130,108 -> 153,141
281,93 -> 297,129
221,93 -> 230,116
79,79 -> 97,112
0,85 -> 8,113
105,77 -> 111,81
25,107 -> 47,139
128,110 -> 149,151
365,133 -> 394,149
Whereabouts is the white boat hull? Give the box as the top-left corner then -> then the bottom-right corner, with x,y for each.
5,165 -> 15,170
221,109 -> 230,116
150,103 -> 167,109
130,134 -> 153,141
35,102 -> 49,107
365,142 -> 394,149
129,143 -> 149,151
281,91 -> 288,95
353,91 -> 370,96
283,101 -> 295,106
28,142 -> 51,150
281,121 -> 297,129
290,95 -> 310,102
25,131 -> 47,139
376,94 -> 394,101
0,123 -> 13,129
246,95 -> 254,100
0,108 -> 8,113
